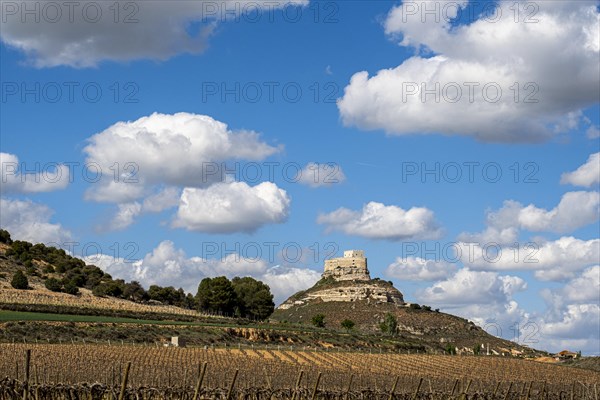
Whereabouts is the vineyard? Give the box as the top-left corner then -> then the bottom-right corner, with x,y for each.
0,287 -> 200,318
0,344 -> 598,399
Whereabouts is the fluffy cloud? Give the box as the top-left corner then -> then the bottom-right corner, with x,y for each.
459,236 -> 600,281
84,112 -> 280,203
458,227 -> 519,247
0,0 -> 308,68
0,198 -> 71,244
386,256 -> 456,281
418,268 -> 527,306
416,268 -> 530,343
317,201 -> 442,240
85,240 -> 320,304
261,265 -> 322,304
417,267 -> 599,353
517,191 -> 599,233
560,153 -> 600,187
142,187 -> 181,213
562,266 -> 600,303
538,268 -> 600,354
542,304 -> 599,341
106,202 -> 142,231
172,181 -> 290,233
338,1 -> 599,142
298,162 -> 346,188
459,191 -> 599,241
103,187 -> 182,231
1,152 -> 70,193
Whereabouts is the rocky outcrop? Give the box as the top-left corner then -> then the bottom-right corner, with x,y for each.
278,281 -> 404,309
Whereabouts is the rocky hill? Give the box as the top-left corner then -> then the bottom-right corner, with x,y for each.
0,233 -> 548,356
272,250 -> 543,356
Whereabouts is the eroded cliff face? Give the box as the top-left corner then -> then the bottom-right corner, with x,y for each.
278,281 -> 404,309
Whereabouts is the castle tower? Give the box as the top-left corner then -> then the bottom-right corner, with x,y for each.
323,250 -> 371,281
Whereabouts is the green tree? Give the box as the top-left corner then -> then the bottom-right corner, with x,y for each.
341,319 -> 355,332
195,277 -> 238,315
184,293 -> 197,310
379,313 -> 398,336
64,281 -> 80,295
93,281 -> 124,297
0,229 -> 12,244
311,314 -> 325,328
11,270 -> 28,289
45,278 -> 63,292
148,285 -> 185,305
123,281 -> 148,302
231,276 -> 275,320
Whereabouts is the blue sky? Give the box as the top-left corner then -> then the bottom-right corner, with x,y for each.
1,0 -> 599,354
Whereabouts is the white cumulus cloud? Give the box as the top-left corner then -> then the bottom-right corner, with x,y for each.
173,181 -> 290,233
386,256 -> 456,281
560,153 -> 600,187
459,236 -> 600,281
338,1 -> 600,142
83,112 -> 280,203
418,268 -> 527,306
0,0 -> 308,68
460,191 -> 599,241
0,198 -> 71,244
317,201 -> 442,240
0,152 -> 70,194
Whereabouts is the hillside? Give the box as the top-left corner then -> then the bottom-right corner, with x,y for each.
0,234 -> 549,357
0,234 -> 203,321
272,251 -> 543,357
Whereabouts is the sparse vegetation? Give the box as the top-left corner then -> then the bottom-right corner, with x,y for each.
311,314 -> 325,328
44,278 -> 62,292
341,319 -> 355,331
10,271 -> 28,289
0,231 -> 198,309
379,313 -> 397,336
445,343 -> 457,355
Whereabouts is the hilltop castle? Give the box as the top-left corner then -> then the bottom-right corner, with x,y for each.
323,250 -> 371,281
277,250 -> 404,309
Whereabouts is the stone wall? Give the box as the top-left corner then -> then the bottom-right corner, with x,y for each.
323,251 -> 370,281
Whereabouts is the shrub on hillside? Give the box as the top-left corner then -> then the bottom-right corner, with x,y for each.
0,229 -> 12,244
311,314 -> 325,328
379,313 -> 398,336
64,281 -> 80,295
11,271 -> 28,289
341,319 -> 355,331
45,278 -> 63,292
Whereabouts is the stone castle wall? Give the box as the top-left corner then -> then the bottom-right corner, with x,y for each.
323,250 -> 370,281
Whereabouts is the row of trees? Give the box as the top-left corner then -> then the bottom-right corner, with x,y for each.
196,276 -> 274,320
2,230 -> 277,320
